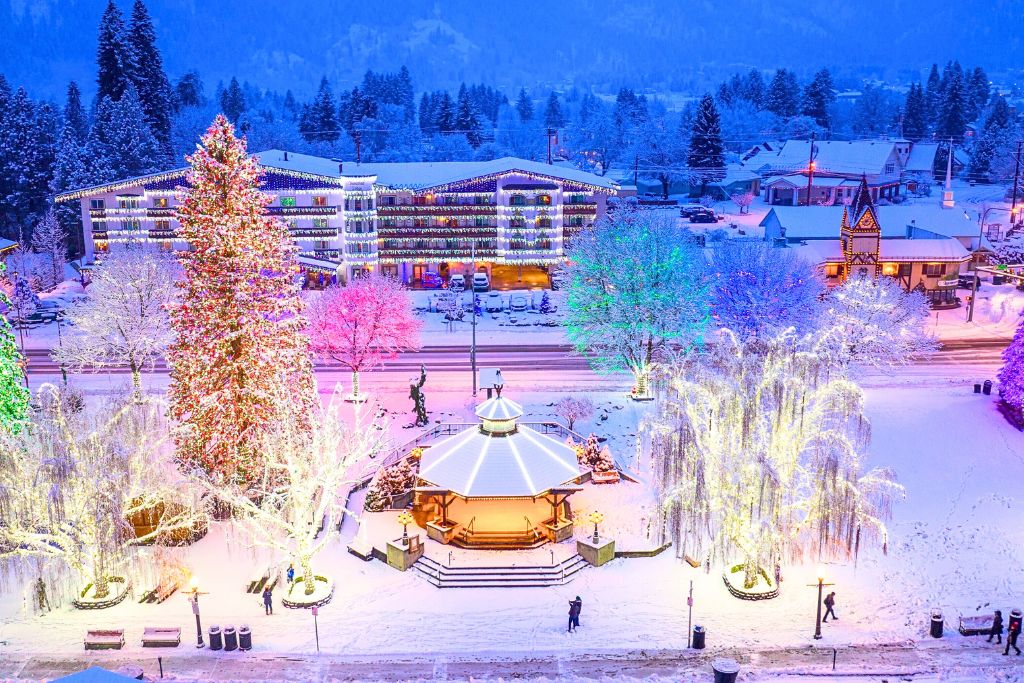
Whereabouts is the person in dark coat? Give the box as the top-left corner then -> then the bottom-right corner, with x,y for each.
1005,611 -> 1021,656
262,586 -> 273,615
988,610 -> 1003,644
823,592 -> 838,622
567,597 -> 581,632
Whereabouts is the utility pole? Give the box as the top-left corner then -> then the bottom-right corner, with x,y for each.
804,132 -> 816,206
686,580 -> 694,648
1012,140 -> 1022,227
354,132 -> 362,164
546,128 -> 556,165
470,241 -> 477,396
633,154 -> 639,187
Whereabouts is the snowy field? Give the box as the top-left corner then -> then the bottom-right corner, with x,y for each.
0,371 -> 1022,681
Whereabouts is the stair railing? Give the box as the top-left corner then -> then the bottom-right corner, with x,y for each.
465,517 -> 476,536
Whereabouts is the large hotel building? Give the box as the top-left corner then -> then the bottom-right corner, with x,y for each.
56,151 -> 618,288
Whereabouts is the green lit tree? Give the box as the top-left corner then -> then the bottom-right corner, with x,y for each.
0,263 -> 29,433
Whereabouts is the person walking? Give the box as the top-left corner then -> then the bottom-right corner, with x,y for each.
988,610 -> 1003,644
573,596 -> 583,628
286,563 -> 295,585
1005,610 -> 1021,656
823,591 -> 838,622
262,586 -> 273,616
567,597 -> 581,633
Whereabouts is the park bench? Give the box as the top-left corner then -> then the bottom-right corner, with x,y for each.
84,629 -> 124,650
959,614 -> 996,636
591,469 -> 620,484
142,626 -> 180,647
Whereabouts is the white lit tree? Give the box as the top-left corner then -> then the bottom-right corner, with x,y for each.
554,396 -> 595,431
31,209 -> 68,291
818,274 -> 938,369
650,330 -> 902,594
194,388 -> 388,601
564,204 -> 710,397
53,246 -> 178,399
0,385 -> 201,604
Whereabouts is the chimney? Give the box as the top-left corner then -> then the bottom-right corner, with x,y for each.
339,162 -> 344,174
906,219 -> 915,239
283,151 -> 289,161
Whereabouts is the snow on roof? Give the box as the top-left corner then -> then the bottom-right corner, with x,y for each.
345,156 -> 618,192
763,206 -> 982,239
253,150 -> 360,179
769,140 -> 900,176
791,237 -> 969,265
52,666 -> 139,683
763,174 -> 852,188
418,407 -> 581,498
905,143 -> 939,173
0,238 -> 17,252
712,166 -> 760,185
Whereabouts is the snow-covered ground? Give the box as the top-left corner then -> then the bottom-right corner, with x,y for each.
1,372 -> 1022,681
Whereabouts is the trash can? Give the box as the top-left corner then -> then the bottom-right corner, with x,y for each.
223,625 -> 238,651
974,383 -> 982,394
691,624 -> 706,649
930,612 -> 944,638
208,625 -> 222,651
983,380 -> 993,395
238,624 -> 252,651
711,658 -> 740,683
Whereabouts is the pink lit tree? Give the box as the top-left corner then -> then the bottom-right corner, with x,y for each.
998,316 -> 1024,425
306,274 -> 422,401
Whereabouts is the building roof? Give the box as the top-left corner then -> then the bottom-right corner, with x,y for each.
763,174 -> 858,188
52,667 -> 139,683
792,237 -> 970,264
905,143 -> 940,173
418,397 -> 581,498
763,206 -> 983,240
57,151 -> 618,201
764,139 -> 901,177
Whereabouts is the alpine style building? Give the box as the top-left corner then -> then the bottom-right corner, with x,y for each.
56,151 -> 618,288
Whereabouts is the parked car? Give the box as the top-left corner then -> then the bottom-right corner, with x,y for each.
509,294 -> 529,312
448,274 -> 465,291
550,269 -> 567,290
958,274 -> 981,290
422,271 -> 443,289
679,204 -> 705,218
473,272 -> 490,292
689,210 -> 718,224
485,291 -> 504,312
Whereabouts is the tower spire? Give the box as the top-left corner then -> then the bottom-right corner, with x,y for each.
942,137 -> 955,209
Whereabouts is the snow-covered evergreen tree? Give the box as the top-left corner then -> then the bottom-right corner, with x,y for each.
801,68 -> 835,130
169,116 -> 317,485
219,77 -> 247,122
127,0 -> 175,165
687,94 -> 725,195
63,81 -> 90,143
455,84 -> 483,148
516,88 -> 534,122
544,91 -> 564,129
902,83 -> 929,141
95,0 -> 136,103
765,68 -> 800,118
30,209 -> 67,290
0,262 -> 29,433
998,315 -> 1024,425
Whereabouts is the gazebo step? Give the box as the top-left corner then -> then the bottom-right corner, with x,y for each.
412,554 -> 588,588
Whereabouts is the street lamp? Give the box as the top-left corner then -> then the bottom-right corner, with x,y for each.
966,205 -> 1015,322
807,568 -> 834,640
588,511 -> 604,544
396,511 -> 414,544
187,576 -> 207,648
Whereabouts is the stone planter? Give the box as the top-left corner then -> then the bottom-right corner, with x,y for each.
577,537 -> 615,567
281,574 -> 334,609
386,535 -> 424,572
542,518 -> 574,543
73,576 -> 132,610
425,519 -> 458,544
722,564 -> 779,601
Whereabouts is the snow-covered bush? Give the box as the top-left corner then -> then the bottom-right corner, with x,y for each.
573,434 -> 615,472
364,458 -> 418,512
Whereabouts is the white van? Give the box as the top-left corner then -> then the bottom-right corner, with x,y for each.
472,272 -> 490,292
448,274 -> 465,291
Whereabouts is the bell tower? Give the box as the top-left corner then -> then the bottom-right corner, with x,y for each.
840,176 -> 881,281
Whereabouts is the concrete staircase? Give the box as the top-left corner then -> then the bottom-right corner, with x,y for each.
412,553 -> 588,588
449,528 -> 548,550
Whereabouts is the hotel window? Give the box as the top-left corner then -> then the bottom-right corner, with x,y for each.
153,197 -> 169,208
537,194 -> 552,206
280,196 -> 297,207
90,199 -> 105,210
120,219 -> 141,231
384,195 -> 396,206
312,196 -> 328,207
154,220 -> 171,232
923,263 -> 944,277
118,196 -> 140,209
313,218 -> 329,230
884,163 -> 895,174
510,194 -> 526,206
348,220 -> 364,234
315,240 -> 329,250
286,219 -> 298,230
160,241 -> 173,252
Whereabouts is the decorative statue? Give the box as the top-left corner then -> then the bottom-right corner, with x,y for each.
410,365 -> 428,427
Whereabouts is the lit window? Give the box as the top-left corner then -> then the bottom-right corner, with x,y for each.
923,263 -> 944,277
313,218 -> 329,229
153,197 -> 169,208
280,197 -> 297,207
312,196 -> 328,207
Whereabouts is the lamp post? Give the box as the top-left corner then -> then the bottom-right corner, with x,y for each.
588,511 -> 604,544
187,576 -> 207,649
967,206 -> 1014,322
470,240 -> 477,397
397,511 -> 414,544
807,569 -> 834,640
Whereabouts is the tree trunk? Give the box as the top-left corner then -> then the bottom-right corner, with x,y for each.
351,370 -> 361,400
130,364 -> 143,402
301,556 -> 315,596
633,367 -> 650,397
93,573 -> 110,600
743,556 -> 758,590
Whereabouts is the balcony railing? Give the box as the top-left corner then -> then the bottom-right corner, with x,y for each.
377,205 -> 497,216
378,230 -> 496,240
381,248 -> 498,260
146,207 -> 176,218
291,228 -> 338,238
268,205 -> 337,217
563,204 -> 599,215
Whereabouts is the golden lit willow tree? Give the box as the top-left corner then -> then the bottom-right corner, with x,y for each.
195,387 -> 388,599
650,330 -> 902,590
0,385 -> 202,601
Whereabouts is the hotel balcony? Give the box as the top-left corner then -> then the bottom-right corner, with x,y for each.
377,205 -> 497,217
268,205 -> 338,217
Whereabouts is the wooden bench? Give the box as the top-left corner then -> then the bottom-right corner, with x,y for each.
142,626 -> 181,647
84,629 -> 124,650
959,614 -> 995,636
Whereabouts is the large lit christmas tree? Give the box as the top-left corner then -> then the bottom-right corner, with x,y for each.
0,263 -> 29,433
168,115 -> 317,484
998,315 -> 1024,427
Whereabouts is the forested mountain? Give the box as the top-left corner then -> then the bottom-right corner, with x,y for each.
2,0 -> 1023,98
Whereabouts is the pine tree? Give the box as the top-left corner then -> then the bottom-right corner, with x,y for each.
219,77 -> 246,122
544,91 -> 564,129
418,92 -> 434,135
939,70 -> 968,141
175,71 -> 204,108
63,81 -> 89,143
96,0 -> 135,103
967,66 -> 990,121
306,77 -> 339,143
396,65 -> 416,123
1,89 -> 56,241
902,83 -> 928,141
999,315 -> 1024,426
924,63 -> 942,130
516,88 -> 534,122
86,86 -> 160,183
50,121 -> 87,257
128,0 -> 174,164
31,209 -> 67,290
968,97 -> 1012,182
0,263 -> 29,434
801,68 -> 835,130
742,68 -> 765,108
766,69 -> 800,118
687,94 -> 726,194
435,92 -> 455,134
455,84 -> 483,148
168,116 -> 317,485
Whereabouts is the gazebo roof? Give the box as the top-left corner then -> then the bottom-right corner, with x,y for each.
418,419 -> 580,498
474,395 -> 523,421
